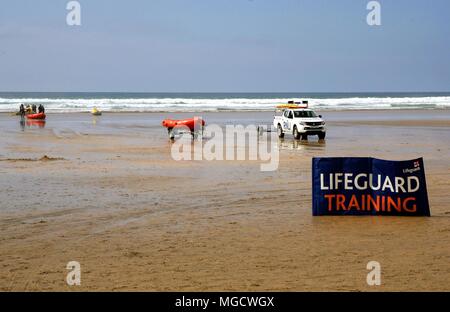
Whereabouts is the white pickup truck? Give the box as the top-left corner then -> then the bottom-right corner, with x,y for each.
273,107 -> 326,140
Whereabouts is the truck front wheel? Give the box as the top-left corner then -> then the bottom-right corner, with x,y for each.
293,126 -> 301,140
318,133 -> 326,140
277,124 -> 284,138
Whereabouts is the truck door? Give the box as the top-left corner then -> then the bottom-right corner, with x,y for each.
283,110 -> 293,131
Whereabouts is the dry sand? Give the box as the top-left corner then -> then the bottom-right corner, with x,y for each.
0,110 -> 449,291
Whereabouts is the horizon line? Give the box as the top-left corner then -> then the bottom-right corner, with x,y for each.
1,91 -> 450,94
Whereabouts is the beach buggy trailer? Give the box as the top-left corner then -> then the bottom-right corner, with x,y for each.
162,117 -> 206,140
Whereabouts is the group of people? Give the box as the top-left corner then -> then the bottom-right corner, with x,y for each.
19,103 -> 45,117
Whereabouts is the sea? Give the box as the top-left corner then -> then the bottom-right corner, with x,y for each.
0,92 -> 449,113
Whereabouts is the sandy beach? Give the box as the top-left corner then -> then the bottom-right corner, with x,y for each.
0,110 -> 449,291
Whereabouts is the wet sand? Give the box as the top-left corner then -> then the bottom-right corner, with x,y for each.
0,110 -> 449,291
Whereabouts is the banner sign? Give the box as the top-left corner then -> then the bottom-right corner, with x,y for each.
312,157 -> 430,216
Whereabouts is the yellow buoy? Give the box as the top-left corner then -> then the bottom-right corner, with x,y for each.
91,107 -> 102,116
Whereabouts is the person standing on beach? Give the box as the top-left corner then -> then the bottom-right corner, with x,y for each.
19,104 -> 25,129
19,104 -> 25,118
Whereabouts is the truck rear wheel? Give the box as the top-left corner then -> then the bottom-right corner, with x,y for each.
293,126 -> 301,140
277,124 -> 284,138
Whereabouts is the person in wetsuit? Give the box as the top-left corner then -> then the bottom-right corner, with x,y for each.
38,104 -> 45,113
31,104 -> 37,113
19,104 -> 25,117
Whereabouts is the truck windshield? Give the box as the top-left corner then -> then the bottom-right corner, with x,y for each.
294,111 -> 317,118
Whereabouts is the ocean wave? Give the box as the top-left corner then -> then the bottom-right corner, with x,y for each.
0,96 -> 449,112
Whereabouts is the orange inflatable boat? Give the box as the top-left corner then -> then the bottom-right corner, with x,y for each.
26,113 -> 46,120
162,117 -> 205,131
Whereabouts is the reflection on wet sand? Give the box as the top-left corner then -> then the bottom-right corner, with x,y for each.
19,119 -> 46,131
26,120 -> 46,128
92,116 -> 100,126
278,138 -> 326,151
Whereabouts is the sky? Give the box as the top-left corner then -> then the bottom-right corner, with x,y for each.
0,0 -> 449,92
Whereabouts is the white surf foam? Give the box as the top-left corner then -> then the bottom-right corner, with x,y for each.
0,96 -> 449,112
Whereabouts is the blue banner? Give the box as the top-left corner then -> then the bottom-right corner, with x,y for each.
312,157 -> 430,216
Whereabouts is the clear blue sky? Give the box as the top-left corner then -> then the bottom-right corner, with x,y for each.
0,0 -> 449,92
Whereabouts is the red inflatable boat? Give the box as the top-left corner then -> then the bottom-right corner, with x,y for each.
162,117 -> 205,131
26,113 -> 46,120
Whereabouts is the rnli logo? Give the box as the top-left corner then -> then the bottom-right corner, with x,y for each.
403,161 -> 421,174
